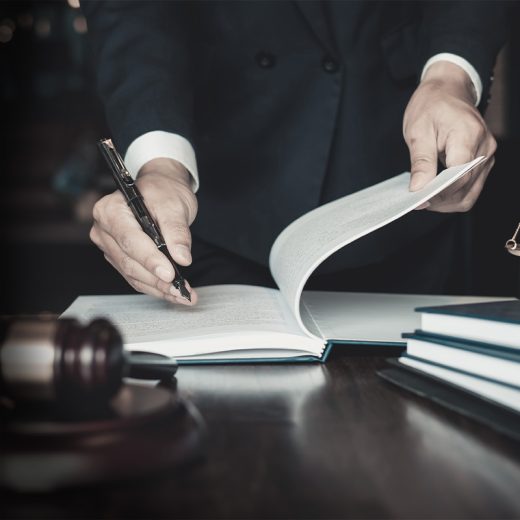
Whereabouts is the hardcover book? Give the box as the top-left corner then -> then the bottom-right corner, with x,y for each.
416,299 -> 520,348
389,299 -> 520,418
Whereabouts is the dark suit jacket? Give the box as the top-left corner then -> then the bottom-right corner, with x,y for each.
82,1 -> 507,268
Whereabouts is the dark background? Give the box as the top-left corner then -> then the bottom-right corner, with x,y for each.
1,0 -> 519,314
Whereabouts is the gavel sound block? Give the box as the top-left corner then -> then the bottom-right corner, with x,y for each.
0,318 -> 204,492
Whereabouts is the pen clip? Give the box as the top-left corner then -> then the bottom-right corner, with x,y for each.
98,138 -> 134,186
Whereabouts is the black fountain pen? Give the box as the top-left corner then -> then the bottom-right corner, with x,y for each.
98,138 -> 191,302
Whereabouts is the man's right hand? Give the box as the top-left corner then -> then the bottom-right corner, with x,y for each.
90,158 -> 198,305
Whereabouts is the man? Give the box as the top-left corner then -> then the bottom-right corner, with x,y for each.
82,1 -> 507,305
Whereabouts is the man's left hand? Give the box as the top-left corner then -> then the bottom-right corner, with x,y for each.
403,61 -> 496,212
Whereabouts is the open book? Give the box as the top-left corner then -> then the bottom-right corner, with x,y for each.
63,157 -> 497,363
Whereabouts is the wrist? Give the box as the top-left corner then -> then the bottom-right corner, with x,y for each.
421,61 -> 477,105
137,158 -> 192,189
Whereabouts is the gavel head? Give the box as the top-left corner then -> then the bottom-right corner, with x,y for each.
0,317 -> 124,405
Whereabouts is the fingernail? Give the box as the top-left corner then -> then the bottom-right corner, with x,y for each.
155,266 -> 173,282
175,245 -> 192,264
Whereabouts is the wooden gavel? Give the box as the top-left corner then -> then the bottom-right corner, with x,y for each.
0,317 -> 177,404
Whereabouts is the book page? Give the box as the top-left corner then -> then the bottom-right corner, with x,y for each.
62,285 -> 323,358
301,291 -> 503,345
269,157 -> 486,340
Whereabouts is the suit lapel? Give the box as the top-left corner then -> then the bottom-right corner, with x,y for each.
293,0 -> 336,54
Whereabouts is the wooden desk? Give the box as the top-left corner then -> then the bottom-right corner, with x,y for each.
2,352 -> 520,519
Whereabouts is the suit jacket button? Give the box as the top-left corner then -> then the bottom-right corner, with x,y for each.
256,51 -> 276,68
322,56 -> 339,73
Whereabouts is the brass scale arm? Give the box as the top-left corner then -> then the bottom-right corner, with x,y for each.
506,222 -> 520,257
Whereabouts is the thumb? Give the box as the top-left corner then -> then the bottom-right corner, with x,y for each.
163,222 -> 191,265
136,162 -> 197,270
157,209 -> 193,267
408,130 -> 438,192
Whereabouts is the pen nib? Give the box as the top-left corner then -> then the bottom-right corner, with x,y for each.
173,279 -> 191,302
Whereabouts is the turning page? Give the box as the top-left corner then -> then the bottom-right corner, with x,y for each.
269,157 -> 486,340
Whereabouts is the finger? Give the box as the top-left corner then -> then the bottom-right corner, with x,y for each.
92,190 -> 197,300
441,129 -> 480,192
427,163 -> 483,209
128,277 -> 190,305
104,252 -> 189,304
107,217 -> 177,283
162,221 -> 193,267
155,204 -> 194,267
440,115 -> 495,198
445,118 -> 485,167
100,232 -> 190,299
93,194 -> 177,283
102,252 -> 169,299
140,177 -> 197,268
428,157 -> 494,213
445,132 -> 477,168
414,201 -> 431,211
428,137 -> 495,212
407,125 -> 438,192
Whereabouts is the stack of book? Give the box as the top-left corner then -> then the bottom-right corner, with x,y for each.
382,300 -> 520,436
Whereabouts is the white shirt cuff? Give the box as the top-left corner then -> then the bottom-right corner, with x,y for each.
124,131 -> 200,193
421,53 -> 483,106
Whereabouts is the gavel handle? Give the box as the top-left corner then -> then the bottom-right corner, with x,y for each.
126,354 -> 178,380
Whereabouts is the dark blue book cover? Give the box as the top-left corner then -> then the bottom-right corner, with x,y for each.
416,299 -> 520,324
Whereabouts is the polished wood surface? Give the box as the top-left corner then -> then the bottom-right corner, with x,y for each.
2,352 -> 520,519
